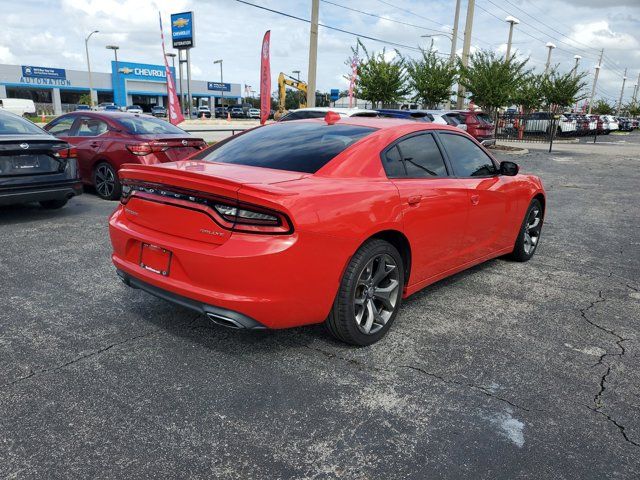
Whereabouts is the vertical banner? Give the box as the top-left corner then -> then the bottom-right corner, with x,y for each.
348,55 -> 358,108
159,12 -> 184,125
260,30 -> 271,125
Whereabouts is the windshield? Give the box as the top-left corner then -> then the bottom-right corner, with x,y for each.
476,113 -> 494,124
116,116 -> 187,135
0,110 -> 45,135
200,122 -> 376,173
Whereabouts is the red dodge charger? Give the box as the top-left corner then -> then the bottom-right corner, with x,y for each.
109,115 -> 545,346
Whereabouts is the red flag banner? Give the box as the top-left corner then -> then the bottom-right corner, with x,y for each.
260,30 -> 271,125
159,12 -> 184,125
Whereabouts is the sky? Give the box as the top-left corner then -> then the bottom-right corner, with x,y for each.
1,0 -> 639,105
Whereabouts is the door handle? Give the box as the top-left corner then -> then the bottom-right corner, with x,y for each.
90,142 -> 100,148
408,195 -> 422,206
470,194 -> 480,206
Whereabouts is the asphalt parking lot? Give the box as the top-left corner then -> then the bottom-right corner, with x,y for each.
1,134 -> 639,479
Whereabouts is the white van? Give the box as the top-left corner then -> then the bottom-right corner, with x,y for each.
0,98 -> 37,116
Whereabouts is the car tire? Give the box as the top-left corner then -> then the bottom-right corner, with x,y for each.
510,199 -> 543,262
39,198 -> 68,209
325,239 -> 404,346
93,162 -> 121,201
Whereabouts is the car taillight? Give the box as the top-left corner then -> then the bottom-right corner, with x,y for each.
126,143 -> 171,155
214,204 -> 280,226
53,146 -> 77,158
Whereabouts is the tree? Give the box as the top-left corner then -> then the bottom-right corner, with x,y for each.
513,73 -> 544,113
349,40 -> 409,107
458,50 -> 529,114
625,102 -> 640,117
406,47 -> 456,108
78,93 -> 91,105
540,69 -> 588,113
592,99 -> 614,115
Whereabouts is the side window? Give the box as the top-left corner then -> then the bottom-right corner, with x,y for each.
439,133 -> 497,177
382,145 -> 405,178
395,133 -> 448,178
46,116 -> 75,136
76,118 -> 109,137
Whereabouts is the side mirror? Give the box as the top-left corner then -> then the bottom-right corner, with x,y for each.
500,161 -> 519,176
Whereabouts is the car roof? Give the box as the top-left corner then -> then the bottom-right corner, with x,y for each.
295,116 -> 463,132
289,107 -> 378,116
57,111 -> 149,120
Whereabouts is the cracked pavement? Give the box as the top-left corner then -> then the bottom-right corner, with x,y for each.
1,133 -> 639,479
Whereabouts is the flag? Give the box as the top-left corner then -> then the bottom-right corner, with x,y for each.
260,30 -> 271,125
159,12 -> 184,125
348,55 -> 358,108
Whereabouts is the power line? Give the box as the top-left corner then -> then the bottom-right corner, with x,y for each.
235,0 -> 431,53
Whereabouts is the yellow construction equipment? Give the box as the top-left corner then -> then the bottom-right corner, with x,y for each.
276,72 -> 307,119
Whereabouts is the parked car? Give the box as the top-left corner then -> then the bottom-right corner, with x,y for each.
97,102 -> 116,111
110,117 -> 545,346
214,107 -> 227,118
126,105 -> 144,114
247,108 -> 261,119
376,109 -> 433,122
104,105 -> 120,112
0,98 -> 36,117
43,111 -> 206,200
230,107 -> 245,118
75,104 -> 91,112
151,106 -> 167,118
194,106 -> 211,118
602,115 -> 619,132
421,110 -> 467,131
279,107 -> 378,122
0,109 -> 82,208
454,110 -> 495,145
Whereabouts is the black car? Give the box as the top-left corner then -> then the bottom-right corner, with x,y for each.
230,107 -> 245,118
0,109 -> 82,209
617,117 -> 633,132
151,105 -> 167,117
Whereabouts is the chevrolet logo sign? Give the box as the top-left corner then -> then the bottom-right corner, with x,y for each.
118,67 -> 134,74
172,17 -> 189,28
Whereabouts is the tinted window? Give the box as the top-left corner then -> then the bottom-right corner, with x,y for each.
202,123 -> 375,173
116,116 -> 186,134
439,133 -> 497,177
46,116 -> 75,136
395,133 -> 447,178
76,118 -> 108,136
0,110 -> 44,135
383,145 -> 405,178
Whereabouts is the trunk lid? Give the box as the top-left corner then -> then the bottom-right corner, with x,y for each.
136,135 -> 207,163
0,137 -> 70,177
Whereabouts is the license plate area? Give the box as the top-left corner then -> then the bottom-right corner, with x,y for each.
139,243 -> 172,276
12,156 -> 41,169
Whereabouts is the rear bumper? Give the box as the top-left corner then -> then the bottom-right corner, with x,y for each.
116,269 -> 266,329
480,138 -> 496,146
0,179 -> 82,206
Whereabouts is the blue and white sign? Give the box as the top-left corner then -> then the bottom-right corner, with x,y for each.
330,89 -> 340,101
20,65 -> 70,86
170,11 -> 195,49
111,61 -> 176,107
207,82 -> 231,92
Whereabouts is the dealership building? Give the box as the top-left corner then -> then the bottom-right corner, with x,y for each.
0,61 -> 242,114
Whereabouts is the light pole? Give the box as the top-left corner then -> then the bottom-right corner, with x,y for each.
106,45 -> 119,106
165,52 -> 176,70
572,55 -> 582,78
214,59 -> 224,112
505,16 -> 519,61
588,49 -> 604,114
544,42 -> 556,74
306,0 -> 319,107
457,0 -> 475,109
84,30 -> 99,108
617,68 -> 627,114
292,70 -> 301,82
421,33 -> 453,53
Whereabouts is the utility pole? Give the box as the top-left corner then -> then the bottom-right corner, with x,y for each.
84,30 -> 99,108
587,49 -> 604,114
456,0 -> 475,109
632,73 -> 640,107
572,55 -> 581,78
445,0 -> 461,109
178,50 -> 185,114
505,16 -> 519,61
617,68 -> 627,114
544,42 -> 556,74
306,0 -> 319,108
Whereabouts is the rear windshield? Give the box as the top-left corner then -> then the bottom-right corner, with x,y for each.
201,122 -> 376,173
476,113 -> 494,124
116,116 -> 186,135
0,110 -> 44,135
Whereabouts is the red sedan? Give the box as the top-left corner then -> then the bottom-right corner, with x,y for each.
44,111 -> 205,200
109,115 -> 545,346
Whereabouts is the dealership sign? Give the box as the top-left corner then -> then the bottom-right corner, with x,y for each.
114,62 -> 175,82
170,11 -> 195,49
20,65 -> 70,86
207,82 -> 231,92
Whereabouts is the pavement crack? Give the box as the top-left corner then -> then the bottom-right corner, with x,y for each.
2,329 -> 158,389
586,405 -> 640,448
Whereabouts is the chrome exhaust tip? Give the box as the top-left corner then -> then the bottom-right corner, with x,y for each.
206,312 -> 243,329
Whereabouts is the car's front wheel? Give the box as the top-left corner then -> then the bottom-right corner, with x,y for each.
325,239 -> 404,346
511,199 -> 543,262
93,162 -> 121,200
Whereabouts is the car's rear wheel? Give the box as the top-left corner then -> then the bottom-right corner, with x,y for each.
511,199 -> 543,262
326,239 -> 404,346
93,162 -> 121,200
39,198 -> 68,209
